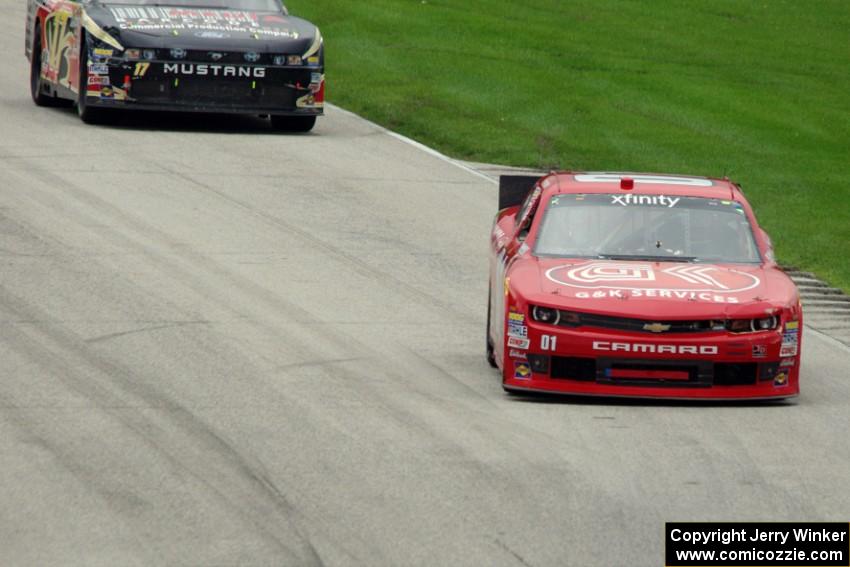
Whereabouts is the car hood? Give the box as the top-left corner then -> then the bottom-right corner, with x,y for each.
85,3 -> 318,52
511,257 -> 797,319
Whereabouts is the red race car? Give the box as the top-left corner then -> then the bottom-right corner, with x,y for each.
487,173 -> 802,400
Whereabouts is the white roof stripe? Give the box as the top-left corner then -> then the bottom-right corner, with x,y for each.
573,174 -> 714,187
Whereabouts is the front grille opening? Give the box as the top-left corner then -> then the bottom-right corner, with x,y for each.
551,356 -> 596,381
714,363 -> 758,385
605,363 -> 697,383
567,312 -> 719,334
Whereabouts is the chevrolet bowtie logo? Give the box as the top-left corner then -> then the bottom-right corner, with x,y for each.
643,322 -> 671,333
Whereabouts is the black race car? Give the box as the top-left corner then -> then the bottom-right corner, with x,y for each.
25,0 -> 324,130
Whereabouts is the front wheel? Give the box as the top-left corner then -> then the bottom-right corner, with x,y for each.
76,33 -> 106,124
270,115 -> 316,133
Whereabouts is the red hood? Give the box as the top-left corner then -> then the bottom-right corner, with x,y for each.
510,258 -> 797,320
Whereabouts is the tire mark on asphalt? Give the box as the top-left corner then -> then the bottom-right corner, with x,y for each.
0,286 -> 327,565
11,160 -> 570,459
157,165 -> 480,325
84,320 -> 211,344
2,164 -> 400,563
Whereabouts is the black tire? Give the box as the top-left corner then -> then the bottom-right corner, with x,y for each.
76,33 -> 106,124
30,23 -> 62,107
270,115 -> 316,133
486,288 -> 498,368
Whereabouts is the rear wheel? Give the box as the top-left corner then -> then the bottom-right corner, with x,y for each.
76,33 -> 106,124
270,115 -> 316,133
30,23 -> 61,107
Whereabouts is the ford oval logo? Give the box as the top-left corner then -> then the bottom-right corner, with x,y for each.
243,51 -> 261,63
208,52 -> 225,61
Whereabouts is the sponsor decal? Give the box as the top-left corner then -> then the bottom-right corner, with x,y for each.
514,362 -> 531,380
87,75 -> 109,86
785,320 -> 800,331
780,328 -> 798,357
90,85 -> 128,101
163,63 -> 266,78
307,55 -> 320,64
592,341 -> 719,355
774,372 -> 788,386
508,349 -> 527,360
752,344 -> 767,359
780,344 -> 798,358
546,262 -> 761,304
507,336 -> 530,350
93,47 -> 113,57
611,194 -> 680,208
262,14 -> 287,24
779,357 -> 796,367
107,7 -> 300,39
296,92 -> 321,108
89,63 -> 109,74
507,322 -> 527,339
781,330 -> 799,358
195,31 -> 230,38
508,310 -> 525,323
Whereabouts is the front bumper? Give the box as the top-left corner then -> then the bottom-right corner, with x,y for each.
502,324 -> 801,400
84,57 -> 325,115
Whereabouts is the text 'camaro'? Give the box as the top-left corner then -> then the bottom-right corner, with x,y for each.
487,173 -> 802,400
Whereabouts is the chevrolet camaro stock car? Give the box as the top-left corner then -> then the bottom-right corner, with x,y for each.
25,0 -> 324,130
487,173 -> 803,400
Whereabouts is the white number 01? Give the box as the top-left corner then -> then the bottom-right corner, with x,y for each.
540,335 -> 557,351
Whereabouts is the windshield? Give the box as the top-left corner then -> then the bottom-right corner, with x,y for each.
534,194 -> 762,263
97,0 -> 285,10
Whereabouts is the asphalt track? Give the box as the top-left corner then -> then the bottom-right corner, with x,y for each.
2,4 -> 850,566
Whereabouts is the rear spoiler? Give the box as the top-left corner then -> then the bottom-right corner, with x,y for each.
499,175 -> 542,210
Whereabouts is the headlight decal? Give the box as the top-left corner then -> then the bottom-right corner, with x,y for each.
302,27 -> 322,59
82,12 -> 124,51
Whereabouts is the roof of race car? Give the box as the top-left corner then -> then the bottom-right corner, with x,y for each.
544,172 -> 737,200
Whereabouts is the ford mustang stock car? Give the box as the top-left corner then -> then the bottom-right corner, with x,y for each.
487,172 -> 802,400
25,0 -> 324,130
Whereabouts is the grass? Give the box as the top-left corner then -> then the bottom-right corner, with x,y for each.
289,0 -> 850,291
